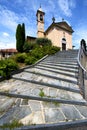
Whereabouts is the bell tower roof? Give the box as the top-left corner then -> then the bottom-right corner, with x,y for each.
38,4 -> 43,12
36,5 -> 45,16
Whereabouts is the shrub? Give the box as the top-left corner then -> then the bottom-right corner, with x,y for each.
43,45 -> 60,55
23,41 -> 37,52
42,45 -> 51,55
35,38 -> 52,46
30,47 -> 44,59
47,46 -> 60,55
25,56 -> 37,65
15,53 -> 27,63
0,59 -> 19,79
6,59 -> 19,71
0,70 -> 5,78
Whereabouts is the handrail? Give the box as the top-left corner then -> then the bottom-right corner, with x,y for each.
77,39 -> 87,99
78,45 -> 86,73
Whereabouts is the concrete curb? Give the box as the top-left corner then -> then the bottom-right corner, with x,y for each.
15,119 -> 87,130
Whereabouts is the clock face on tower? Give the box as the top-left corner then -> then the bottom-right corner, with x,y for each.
40,25 -> 43,29
38,24 -> 43,31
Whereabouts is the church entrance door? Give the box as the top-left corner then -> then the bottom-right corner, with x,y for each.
62,43 -> 66,50
62,38 -> 66,51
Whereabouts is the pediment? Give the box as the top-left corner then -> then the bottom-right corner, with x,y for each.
60,24 -> 70,30
56,22 -> 74,33
45,21 -> 74,34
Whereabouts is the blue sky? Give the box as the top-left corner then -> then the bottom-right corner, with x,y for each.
0,0 -> 87,49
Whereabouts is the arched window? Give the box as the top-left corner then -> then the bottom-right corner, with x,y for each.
62,38 -> 66,41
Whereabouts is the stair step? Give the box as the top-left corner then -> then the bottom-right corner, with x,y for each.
56,53 -> 78,55
36,64 -> 78,73
39,62 -> 78,69
41,61 -> 78,66
12,72 -> 79,92
53,55 -> 78,58
14,72 -> 78,87
35,66 -> 78,77
1,78 -> 80,99
30,67 -> 78,78
44,56 -> 77,60
57,50 -> 78,54
24,70 -> 77,83
43,59 -> 77,63
0,91 -> 86,106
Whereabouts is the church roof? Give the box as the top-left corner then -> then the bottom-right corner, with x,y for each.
45,21 -> 74,34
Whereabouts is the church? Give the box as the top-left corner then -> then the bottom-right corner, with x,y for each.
27,6 -> 74,51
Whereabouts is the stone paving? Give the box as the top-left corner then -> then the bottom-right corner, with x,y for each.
0,96 -> 87,125
0,49 -> 87,127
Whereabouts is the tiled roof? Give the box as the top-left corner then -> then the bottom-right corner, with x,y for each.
0,48 -> 17,53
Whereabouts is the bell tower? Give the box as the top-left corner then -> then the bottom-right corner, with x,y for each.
36,6 -> 45,38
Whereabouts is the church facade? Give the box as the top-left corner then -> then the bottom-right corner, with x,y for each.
28,7 -> 74,51
36,7 -> 74,50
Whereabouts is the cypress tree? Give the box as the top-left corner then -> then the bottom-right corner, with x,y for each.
16,23 -> 25,52
22,23 -> 25,46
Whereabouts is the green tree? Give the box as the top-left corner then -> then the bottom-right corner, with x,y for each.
16,23 -> 25,52
16,24 -> 22,52
22,23 -> 25,47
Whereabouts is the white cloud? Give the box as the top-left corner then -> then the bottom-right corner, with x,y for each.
0,32 -> 16,49
0,3 -> 37,49
3,32 -> 9,37
0,5 -> 18,32
58,0 -> 76,17
0,5 -> 29,32
48,0 -> 55,10
26,26 -> 37,37
69,0 -> 75,8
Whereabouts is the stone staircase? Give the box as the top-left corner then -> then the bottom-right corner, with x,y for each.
0,49 -> 87,128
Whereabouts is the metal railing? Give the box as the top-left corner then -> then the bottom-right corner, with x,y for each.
78,40 -> 87,98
